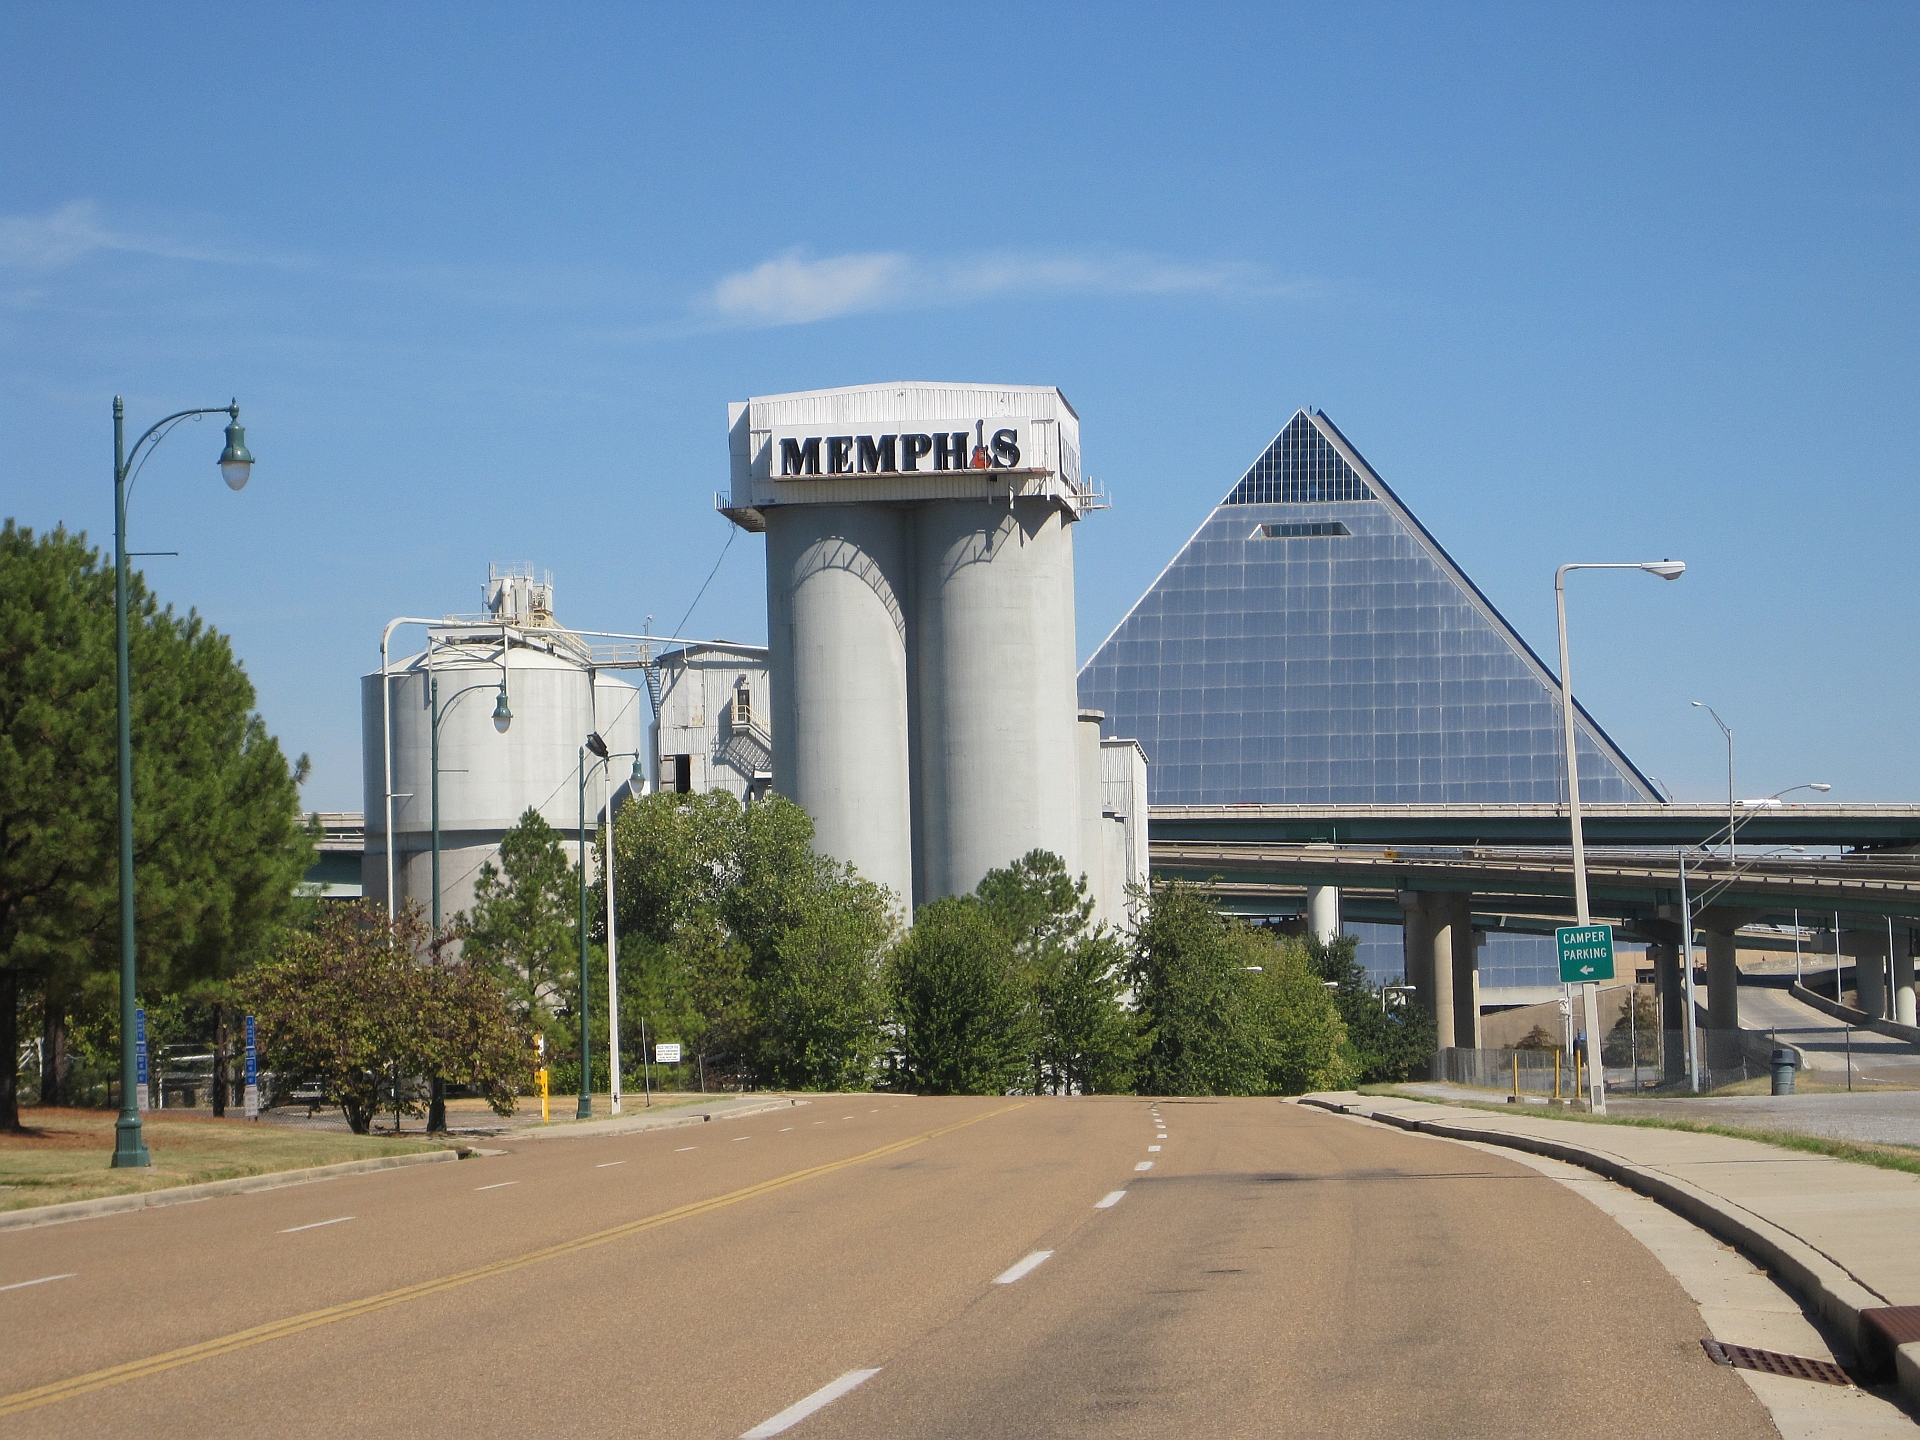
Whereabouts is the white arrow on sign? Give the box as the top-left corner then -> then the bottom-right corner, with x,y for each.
1580,965 -> 1596,976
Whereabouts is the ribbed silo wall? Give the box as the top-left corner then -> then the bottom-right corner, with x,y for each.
361,648 -> 643,923
765,503 -> 915,910
911,498 -> 1082,902
1077,709 -> 1109,921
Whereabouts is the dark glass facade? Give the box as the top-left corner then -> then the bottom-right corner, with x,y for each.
1079,411 -> 1658,807
1079,410 -> 1661,987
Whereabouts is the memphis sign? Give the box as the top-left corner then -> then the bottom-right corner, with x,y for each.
775,420 -> 1023,477
1556,924 -> 1616,984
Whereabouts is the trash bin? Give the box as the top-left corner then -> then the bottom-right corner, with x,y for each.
1771,1047 -> 1798,1096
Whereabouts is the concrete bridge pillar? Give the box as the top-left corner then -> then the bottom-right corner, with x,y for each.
1400,891 -> 1452,1053
1893,925 -> 1915,1028
1703,929 -> 1738,1036
1647,941 -> 1684,1082
1448,895 -> 1480,1049
1853,929 -> 1889,1020
1426,896 -> 1459,1056
1695,908 -> 1759,1051
1307,885 -> 1342,946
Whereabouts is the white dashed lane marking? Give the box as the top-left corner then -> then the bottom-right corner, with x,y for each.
475,1182 -> 517,1192
1135,1161 -> 1154,1172
0,1273 -> 75,1292
993,1251 -> 1054,1285
741,1368 -> 882,1438
1148,1145 -> 1161,1152
596,1161 -> 625,1168
1095,1191 -> 1127,1209
280,1217 -> 354,1233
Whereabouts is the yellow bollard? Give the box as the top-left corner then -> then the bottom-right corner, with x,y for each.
1553,1050 -> 1562,1102
1509,1051 -> 1521,1103
535,1032 -> 549,1122
1576,1048 -> 1584,1098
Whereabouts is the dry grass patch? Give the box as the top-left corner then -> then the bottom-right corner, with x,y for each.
0,1108 -> 445,1211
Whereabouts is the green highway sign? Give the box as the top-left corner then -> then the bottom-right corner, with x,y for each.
1557,924 -> 1616,983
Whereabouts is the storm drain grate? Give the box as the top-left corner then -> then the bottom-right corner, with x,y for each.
1701,1339 -> 1854,1387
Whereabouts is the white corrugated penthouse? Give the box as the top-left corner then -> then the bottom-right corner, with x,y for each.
722,381 -> 1144,922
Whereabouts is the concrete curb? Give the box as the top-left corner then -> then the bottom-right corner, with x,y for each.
519,1095 -> 811,1140
0,1147 -> 461,1233
1295,1093 -> 1916,1399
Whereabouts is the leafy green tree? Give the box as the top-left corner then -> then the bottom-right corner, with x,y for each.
1130,883 -> 1267,1096
459,808 -> 578,1023
1130,883 -> 1353,1096
757,876 -> 893,1090
1303,931 -> 1436,1084
1238,928 -> 1356,1093
604,790 -> 889,1090
242,903 -> 533,1133
888,896 -> 1034,1095
974,850 -> 1139,1094
0,522 -> 310,1130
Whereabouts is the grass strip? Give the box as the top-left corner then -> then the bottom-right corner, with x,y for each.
1373,1087 -> 1920,1178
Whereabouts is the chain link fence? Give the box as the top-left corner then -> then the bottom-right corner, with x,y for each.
1435,1026 -> 1787,1096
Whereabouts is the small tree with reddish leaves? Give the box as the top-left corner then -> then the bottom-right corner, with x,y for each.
242,904 -> 534,1134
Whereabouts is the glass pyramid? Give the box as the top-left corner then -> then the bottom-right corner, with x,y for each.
1078,410 -> 1659,807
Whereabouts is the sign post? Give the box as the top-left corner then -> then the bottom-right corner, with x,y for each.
1557,924 -> 1615,1112
135,1006 -> 149,1111
243,1015 -> 259,1120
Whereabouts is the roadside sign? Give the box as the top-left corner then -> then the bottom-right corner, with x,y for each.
655,1042 -> 682,1064
135,1006 -> 149,1111
1557,924 -> 1616,984
244,1015 -> 260,1120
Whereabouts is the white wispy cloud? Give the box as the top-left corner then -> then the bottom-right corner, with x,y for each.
0,200 -> 265,270
709,247 -> 1310,327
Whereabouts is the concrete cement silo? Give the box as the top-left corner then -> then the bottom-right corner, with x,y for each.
362,567 -> 645,924
723,383 -> 1097,912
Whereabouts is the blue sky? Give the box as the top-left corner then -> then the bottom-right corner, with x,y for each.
3,3 -> 1914,812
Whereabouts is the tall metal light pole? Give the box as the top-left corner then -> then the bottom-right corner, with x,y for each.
1690,702 -> 1735,865
577,733 -> 612,1119
111,397 -> 254,1168
599,750 -> 645,1114
1555,558 -> 1685,1116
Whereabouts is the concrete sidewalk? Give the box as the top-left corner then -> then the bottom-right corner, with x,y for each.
1300,1090 -> 1920,1406
514,1092 -> 814,1140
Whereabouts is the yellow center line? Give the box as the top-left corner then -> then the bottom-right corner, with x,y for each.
0,1100 -> 1028,1418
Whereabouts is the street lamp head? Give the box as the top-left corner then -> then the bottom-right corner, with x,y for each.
630,756 -> 645,792
1690,700 -> 1703,708
1641,559 -> 1686,580
491,690 -> 512,733
218,408 -> 253,491
1810,783 -> 1832,793
585,731 -> 609,760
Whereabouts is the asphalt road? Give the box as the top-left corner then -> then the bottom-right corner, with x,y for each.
1736,978 -> 1920,1085
2,1096 -> 1774,1439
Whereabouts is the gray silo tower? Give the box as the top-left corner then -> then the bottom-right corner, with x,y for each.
722,382 -> 1098,912
362,567 -> 646,925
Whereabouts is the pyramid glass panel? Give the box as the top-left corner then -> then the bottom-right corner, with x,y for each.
1081,410 -> 1661,988
1079,410 -> 1658,807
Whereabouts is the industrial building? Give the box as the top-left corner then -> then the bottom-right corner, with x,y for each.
723,381 -> 1146,925
361,567 -> 645,924
651,643 -> 772,802
1078,408 -> 1662,992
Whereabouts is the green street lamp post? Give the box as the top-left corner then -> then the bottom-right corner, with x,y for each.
576,733 -> 612,1119
422,665 -> 511,1135
111,397 -> 254,1168
429,669 -> 513,932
